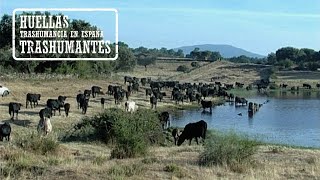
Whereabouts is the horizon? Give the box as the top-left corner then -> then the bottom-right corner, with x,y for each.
1,0 -> 319,56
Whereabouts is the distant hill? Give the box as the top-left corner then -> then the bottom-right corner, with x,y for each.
174,44 -> 265,58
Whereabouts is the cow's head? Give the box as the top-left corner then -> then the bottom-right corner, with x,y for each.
177,131 -> 185,146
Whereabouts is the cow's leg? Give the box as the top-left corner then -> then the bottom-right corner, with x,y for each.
59,107 -> 61,115
195,137 -> 199,145
26,101 -> 28,109
189,139 -> 192,145
16,111 -> 19,120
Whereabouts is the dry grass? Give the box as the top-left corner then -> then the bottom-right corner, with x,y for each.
0,61 -> 319,179
274,71 -> 320,87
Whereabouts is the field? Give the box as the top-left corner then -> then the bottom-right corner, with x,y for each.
0,61 -> 319,179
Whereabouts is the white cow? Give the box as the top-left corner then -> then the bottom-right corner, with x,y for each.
37,117 -> 52,135
125,101 -> 137,113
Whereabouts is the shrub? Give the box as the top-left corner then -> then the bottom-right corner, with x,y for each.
15,132 -> 59,155
66,108 -> 164,159
199,131 -> 259,168
177,65 -> 189,72
108,163 -> 144,177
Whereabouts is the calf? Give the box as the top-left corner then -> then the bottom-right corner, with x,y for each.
101,98 -> 105,109
201,100 -> 213,113
150,96 -> 157,109
159,111 -> 170,129
64,103 -> 70,117
26,93 -> 41,108
0,122 -> 11,141
9,102 -> 22,120
177,120 -> 207,146
125,101 -> 137,113
172,128 -> 181,145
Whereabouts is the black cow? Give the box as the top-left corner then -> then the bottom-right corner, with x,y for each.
39,107 -> 53,119
145,88 -> 152,98
47,99 -> 64,116
64,103 -> 70,117
91,86 -> 102,98
317,83 -> 320,89
159,111 -> 170,129
84,89 -> 92,97
141,78 -> 147,86
114,89 -> 125,104
26,93 -> 41,108
235,96 -> 248,106
107,85 -> 114,95
235,82 -> 244,88
8,102 -> 22,120
177,120 -> 207,146
80,98 -> 89,114
0,122 -> 11,141
76,93 -> 85,109
303,83 -> 312,89
201,100 -> 213,113
150,96 -> 157,109
58,96 -> 67,105
132,82 -> 139,93
101,98 -> 105,109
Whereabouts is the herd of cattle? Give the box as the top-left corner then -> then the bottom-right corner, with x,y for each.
0,75 -> 319,146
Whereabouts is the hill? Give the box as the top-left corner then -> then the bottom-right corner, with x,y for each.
174,44 -> 265,58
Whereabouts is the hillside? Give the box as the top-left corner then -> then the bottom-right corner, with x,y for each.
174,44 -> 265,58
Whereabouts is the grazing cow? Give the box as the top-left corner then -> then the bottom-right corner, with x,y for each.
303,83 -> 312,89
172,128 -> 181,145
0,122 -> 11,141
8,102 -> 22,120
201,100 -> 213,113
132,82 -> 139,93
37,117 -> 52,136
114,90 -> 125,105
26,93 -> 41,108
177,120 -> 207,146
150,95 -> 157,109
91,86 -> 102,98
125,101 -> 137,113
280,84 -> 288,89
39,107 -> 53,119
317,83 -> 320,89
107,85 -> 114,95
101,98 -> 105,109
159,111 -> 170,129
64,103 -> 70,117
76,93 -> 85,109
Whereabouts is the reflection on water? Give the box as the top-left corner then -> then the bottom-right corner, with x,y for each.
170,91 -> 320,148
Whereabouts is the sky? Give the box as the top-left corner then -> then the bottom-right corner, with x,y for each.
1,0 -> 319,55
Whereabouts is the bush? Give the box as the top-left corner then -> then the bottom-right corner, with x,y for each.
177,65 -> 189,73
199,131 -> 259,168
15,132 -> 59,155
66,108 -> 164,159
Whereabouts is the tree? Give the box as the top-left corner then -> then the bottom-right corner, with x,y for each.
210,51 -> 222,61
276,47 -> 300,63
137,55 -> 156,71
267,53 -> 277,65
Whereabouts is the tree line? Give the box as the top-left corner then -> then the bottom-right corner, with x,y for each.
0,13 -> 319,76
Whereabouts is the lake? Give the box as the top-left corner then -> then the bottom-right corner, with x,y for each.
170,91 -> 320,148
